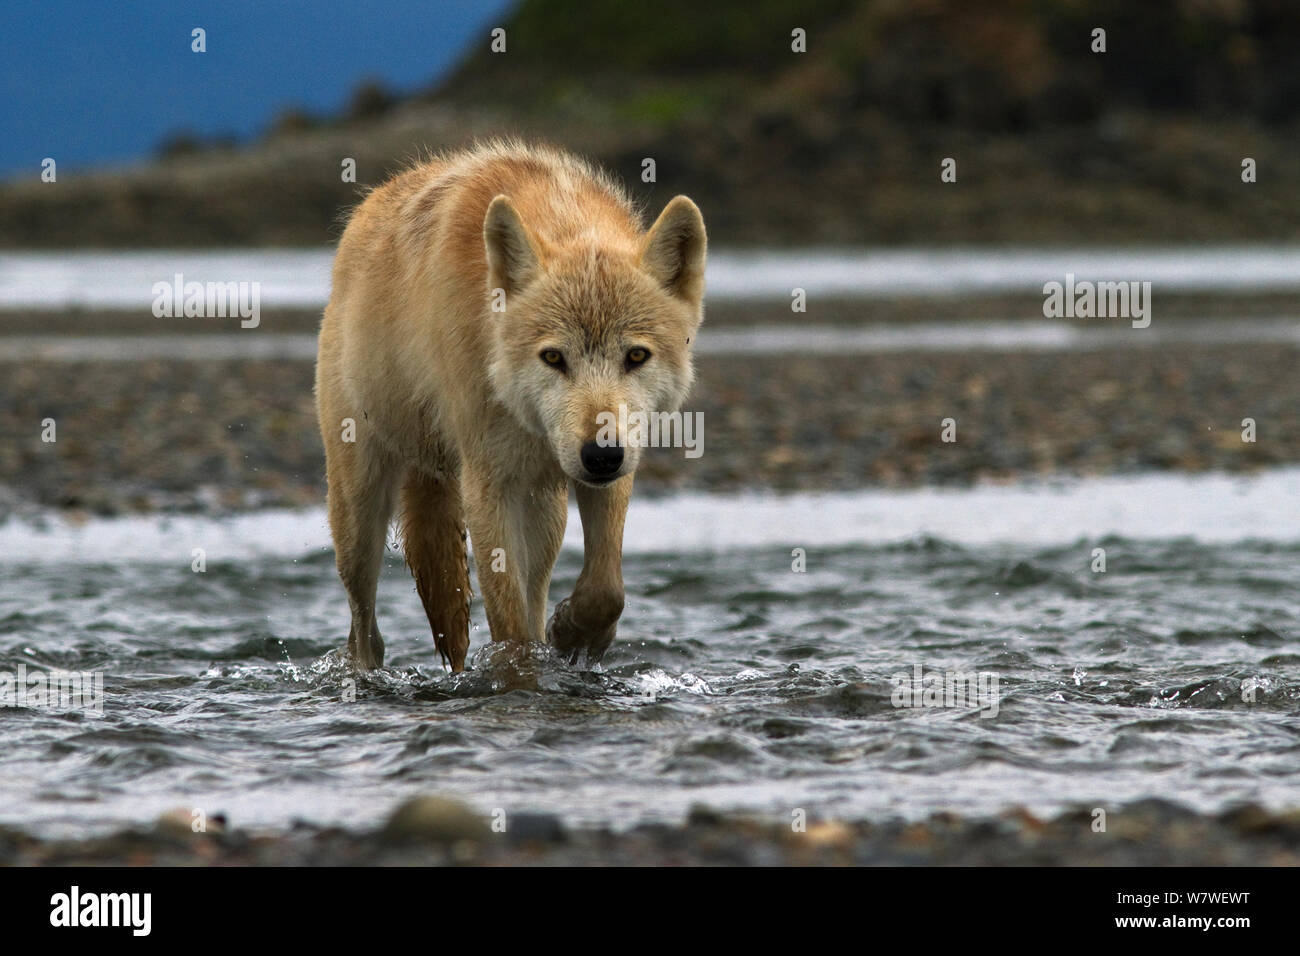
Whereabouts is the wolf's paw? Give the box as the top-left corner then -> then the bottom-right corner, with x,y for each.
546,597 -> 618,666
347,634 -> 385,671
544,598 -> 574,654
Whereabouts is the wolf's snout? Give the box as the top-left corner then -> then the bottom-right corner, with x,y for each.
580,441 -> 623,480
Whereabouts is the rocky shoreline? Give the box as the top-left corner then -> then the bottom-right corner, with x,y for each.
0,339 -> 1295,519
4,797 -> 1297,866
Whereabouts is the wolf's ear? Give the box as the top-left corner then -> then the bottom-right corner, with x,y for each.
484,195 -> 540,294
641,195 -> 706,304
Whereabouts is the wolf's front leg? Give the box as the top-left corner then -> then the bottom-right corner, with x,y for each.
547,476 -> 631,664
463,467 -> 533,645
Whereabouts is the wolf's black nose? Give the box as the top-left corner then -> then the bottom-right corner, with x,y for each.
581,441 -> 623,478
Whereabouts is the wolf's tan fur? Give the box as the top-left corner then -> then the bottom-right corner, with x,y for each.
315,142 -> 706,671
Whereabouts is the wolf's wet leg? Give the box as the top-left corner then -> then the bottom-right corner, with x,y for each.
400,469 -> 471,672
463,465 -> 534,647
347,609 -> 384,670
547,476 -> 630,663
326,446 -> 398,671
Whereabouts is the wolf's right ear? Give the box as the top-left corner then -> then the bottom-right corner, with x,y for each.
484,195 -> 540,295
641,195 -> 706,304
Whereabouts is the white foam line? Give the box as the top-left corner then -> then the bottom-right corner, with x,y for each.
2,318 -> 1298,362
704,246 -> 1300,299
0,249 -> 333,311
694,319 -> 1300,355
3,245 -> 1300,310
2,468 -> 1296,566
0,333 -> 320,361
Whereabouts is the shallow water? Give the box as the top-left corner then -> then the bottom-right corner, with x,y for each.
1,472 -> 1298,838
4,244 -> 1300,309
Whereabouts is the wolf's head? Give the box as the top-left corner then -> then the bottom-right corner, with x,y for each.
483,194 -> 706,487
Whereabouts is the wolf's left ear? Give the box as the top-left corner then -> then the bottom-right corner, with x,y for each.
484,195 -> 540,295
641,196 -> 706,304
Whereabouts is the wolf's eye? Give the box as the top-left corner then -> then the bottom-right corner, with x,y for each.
541,349 -> 565,369
626,347 -> 650,367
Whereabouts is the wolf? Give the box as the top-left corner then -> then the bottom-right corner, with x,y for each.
315,142 -> 706,672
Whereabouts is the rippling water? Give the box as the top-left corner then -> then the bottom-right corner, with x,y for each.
1,473 -> 1298,838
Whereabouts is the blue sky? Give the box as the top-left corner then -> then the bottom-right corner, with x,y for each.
0,0 -> 514,179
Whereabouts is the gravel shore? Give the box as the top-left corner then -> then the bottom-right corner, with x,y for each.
4,798 -> 1297,866
0,341 -> 1294,517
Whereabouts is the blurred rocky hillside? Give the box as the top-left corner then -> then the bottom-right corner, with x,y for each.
2,0 -> 1296,247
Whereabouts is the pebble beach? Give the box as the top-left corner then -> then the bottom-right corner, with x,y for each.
5,798 -> 1298,867
0,336 -> 1293,518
